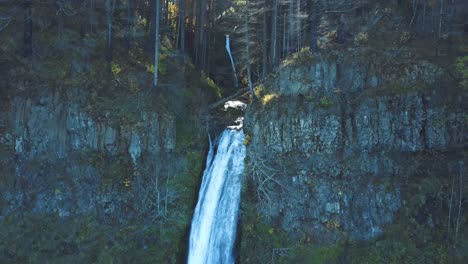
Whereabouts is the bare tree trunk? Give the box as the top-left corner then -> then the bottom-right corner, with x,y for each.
105,0 -> 115,63
23,0 -> 32,58
310,0 -> 318,52
447,173 -> 455,241
195,0 -> 206,67
201,0 -> 213,70
409,0 -> 419,28
455,161 -> 464,242
146,0 -> 156,51
296,0 -> 302,51
439,0 -> 444,39
422,0 -> 426,32
245,3 -> 258,102
177,0 -> 186,52
201,24 -> 208,69
270,0 -> 278,68
155,174 -> 161,216
153,0 -> 161,90
164,0 -> 169,25
124,0 -> 133,50
262,0 -> 268,79
164,162 -> 171,217
89,0 -> 95,33
282,10 -> 286,57
288,0 -> 294,55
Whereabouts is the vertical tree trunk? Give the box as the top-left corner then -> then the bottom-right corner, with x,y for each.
195,0 -> 206,67
105,0 -> 114,63
288,0 -> 294,55
270,0 -> 278,68
454,161 -> 464,242
262,0 -> 268,79
89,0 -> 95,33
447,174 -> 455,241
164,0 -> 169,25
146,0 -> 155,50
177,0 -> 186,52
422,0 -> 426,33
409,0 -> 418,28
245,4 -> 257,101
281,7 -> 288,58
438,0 -> 444,39
124,0 -> 133,50
153,0 -> 161,90
296,0 -> 301,51
310,0 -> 318,52
23,0 -> 33,58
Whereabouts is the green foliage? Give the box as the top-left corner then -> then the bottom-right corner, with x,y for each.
318,96 -> 333,108
243,134 -> 251,145
0,213 -> 189,263
354,32 -> 369,46
240,203 -> 290,263
342,225 -> 452,264
111,63 -> 122,75
291,243 -> 343,263
282,48 -> 317,67
201,72 -> 222,99
455,55 -> 468,89
146,60 -> 167,76
146,63 -> 155,74
261,93 -> 280,106
240,154 -> 468,263
0,129 -> 207,262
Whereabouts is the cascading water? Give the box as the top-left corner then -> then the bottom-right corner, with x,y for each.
187,129 -> 246,264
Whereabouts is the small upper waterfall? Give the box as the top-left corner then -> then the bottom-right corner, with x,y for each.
187,129 -> 246,264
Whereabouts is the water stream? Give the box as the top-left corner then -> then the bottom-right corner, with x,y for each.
187,129 -> 246,264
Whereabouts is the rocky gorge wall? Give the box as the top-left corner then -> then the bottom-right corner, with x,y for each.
241,48 -> 466,261
0,86 -> 207,262
1,89 -> 173,217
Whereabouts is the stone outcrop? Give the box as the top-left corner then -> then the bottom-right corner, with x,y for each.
244,50 -> 466,242
0,87 -> 184,222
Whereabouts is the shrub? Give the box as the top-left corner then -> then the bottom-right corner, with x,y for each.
111,63 -> 122,75
399,31 -> 411,44
354,32 -> 368,46
319,96 -> 333,108
455,55 -> 468,89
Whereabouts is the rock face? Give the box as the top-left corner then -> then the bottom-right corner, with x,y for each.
244,51 -> 466,242
0,87 -> 184,222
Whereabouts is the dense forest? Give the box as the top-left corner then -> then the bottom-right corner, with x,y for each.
0,0 -> 467,263
2,0 -> 466,95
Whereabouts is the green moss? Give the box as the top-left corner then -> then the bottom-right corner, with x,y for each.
292,243 -> 343,263
243,134 -> 251,146
361,79 -> 434,98
111,62 -> 122,75
201,71 -> 222,100
0,211 -> 196,263
318,96 -> 334,108
240,201 -> 290,263
281,47 -> 317,68
455,54 -> 468,90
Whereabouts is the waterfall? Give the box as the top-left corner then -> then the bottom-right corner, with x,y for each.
188,129 -> 246,264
